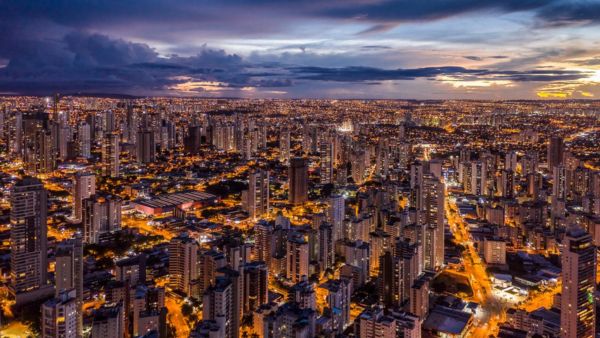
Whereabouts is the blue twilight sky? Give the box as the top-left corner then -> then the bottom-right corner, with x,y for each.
1,0 -> 600,99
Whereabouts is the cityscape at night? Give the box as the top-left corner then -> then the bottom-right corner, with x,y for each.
1,1 -> 600,338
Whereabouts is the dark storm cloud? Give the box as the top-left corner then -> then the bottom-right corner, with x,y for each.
290,66 -> 590,82
463,55 -> 510,61
0,31 -> 264,95
316,0 -> 553,23
535,1 -> 600,27
464,56 -> 484,61
290,66 -> 479,81
0,1 -> 598,39
0,29 -> 592,95
0,0 -> 598,96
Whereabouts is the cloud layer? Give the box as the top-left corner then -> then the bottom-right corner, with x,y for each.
0,0 -> 599,98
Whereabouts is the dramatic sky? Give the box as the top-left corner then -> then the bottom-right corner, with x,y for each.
2,0 -> 600,99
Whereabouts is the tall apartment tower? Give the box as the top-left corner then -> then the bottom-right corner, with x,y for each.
358,306 -> 397,338
101,110 -> 115,134
136,129 -> 156,164
10,111 -> 23,156
279,128 -> 291,164
286,235 -> 309,283
168,235 -> 199,295
198,250 -> 227,296
320,140 -> 334,184
10,177 -> 53,305
328,195 -> 345,242
548,136 -> 565,170
321,279 -> 352,334
244,168 -> 269,220
91,302 -> 125,338
318,223 -> 335,271
82,194 -> 122,244
470,160 -> 488,196
553,165 -> 567,200
41,289 -> 78,338
77,122 -> 91,158
561,227 -> 596,338
419,174 -> 445,271
102,132 -> 120,177
203,277 -> 234,338
242,261 -> 269,313
73,172 -> 95,222
289,157 -> 308,205
253,220 -> 273,268
55,236 -> 84,338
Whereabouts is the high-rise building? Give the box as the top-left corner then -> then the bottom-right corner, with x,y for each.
9,111 -> 23,156
289,157 -> 308,205
318,223 -> 335,271
410,275 -> 430,319
527,173 -> 542,200
378,251 -> 402,308
55,236 -> 84,337
0,107 -> 4,142
184,125 -> 203,154
389,310 -> 422,338
470,160 -> 488,196
553,165 -> 567,200
505,151 -> 518,171
197,250 -> 226,298
396,239 -> 423,306
41,289 -> 78,338
102,132 -> 120,177
131,285 -> 166,338
55,122 -> 71,161
101,110 -> 115,134
254,220 -> 274,268
10,177 -> 53,305
216,268 -> 243,338
160,120 -> 176,151
560,227 -> 596,338
351,150 -> 367,185
289,279 -> 316,310
243,168 -> 269,220
77,122 -> 91,158
328,194 -> 345,242
279,128 -> 290,164
73,172 -> 95,222
91,302 -> 125,338
115,254 -> 147,286
168,234 -> 199,295
418,174 -> 445,271
320,278 -> 352,334
242,261 -> 269,313
357,306 -> 397,338
82,194 -> 121,244
342,240 -> 370,287
21,113 -> 56,174
500,169 -> 515,198
136,129 -> 156,164
203,277 -> 234,338
265,302 -> 317,338
320,140 -> 334,184
286,235 -> 309,283
376,139 -> 390,178
548,136 -> 565,170
125,102 -> 137,144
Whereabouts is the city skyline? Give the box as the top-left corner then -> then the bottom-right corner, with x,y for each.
2,1 -> 600,338
1,1 -> 600,99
